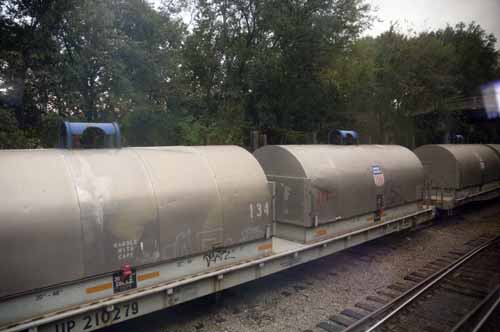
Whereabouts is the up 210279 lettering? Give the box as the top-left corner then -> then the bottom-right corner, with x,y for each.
52,302 -> 139,332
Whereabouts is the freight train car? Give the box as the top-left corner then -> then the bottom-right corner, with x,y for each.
0,145 -> 273,332
253,145 -> 429,243
414,144 -> 500,210
0,127 -> 435,332
487,144 -> 500,159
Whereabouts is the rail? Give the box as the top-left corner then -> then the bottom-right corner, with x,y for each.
341,236 -> 500,332
451,285 -> 500,332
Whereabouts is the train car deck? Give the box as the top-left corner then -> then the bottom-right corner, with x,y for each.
427,181 -> 500,210
0,206 -> 434,332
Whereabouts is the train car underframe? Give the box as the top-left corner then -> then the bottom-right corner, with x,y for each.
427,180 -> 500,211
0,203 -> 434,332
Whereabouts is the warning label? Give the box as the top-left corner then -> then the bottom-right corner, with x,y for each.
113,269 -> 137,293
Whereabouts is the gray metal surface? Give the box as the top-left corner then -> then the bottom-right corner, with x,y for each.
414,144 -> 500,190
1,206 -> 434,332
253,145 -> 424,227
0,149 -> 84,299
0,146 -> 271,298
0,238 -> 273,328
274,202 -> 424,243
486,144 -> 500,158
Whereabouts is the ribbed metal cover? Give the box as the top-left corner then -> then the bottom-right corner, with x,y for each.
486,144 -> 500,158
254,145 -> 424,227
0,146 -> 271,298
414,144 -> 500,189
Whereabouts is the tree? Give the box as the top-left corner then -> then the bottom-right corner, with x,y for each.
0,0 -> 77,128
1,1 -> 498,149
325,26 -> 461,145
183,0 -> 372,144
54,0 -> 187,121
435,22 -> 499,97
255,0 -> 371,131
0,106 -> 32,148
1,0 -> 190,147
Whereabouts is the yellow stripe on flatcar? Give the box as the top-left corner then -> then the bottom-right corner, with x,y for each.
257,243 -> 272,251
138,271 -> 160,282
315,229 -> 327,236
86,282 -> 112,294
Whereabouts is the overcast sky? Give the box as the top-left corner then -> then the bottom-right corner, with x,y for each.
151,0 -> 500,44
367,0 -> 500,40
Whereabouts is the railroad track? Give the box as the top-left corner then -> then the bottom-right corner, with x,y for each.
316,235 -> 500,332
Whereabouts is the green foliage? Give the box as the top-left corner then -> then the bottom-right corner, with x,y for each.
0,107 -> 31,148
121,109 -> 184,146
325,24 -> 499,146
0,0 -> 77,127
38,112 -> 65,147
1,0 -> 195,148
121,107 -> 246,146
182,0 -> 372,134
52,0 -> 187,120
435,22 -> 499,96
0,0 -> 499,149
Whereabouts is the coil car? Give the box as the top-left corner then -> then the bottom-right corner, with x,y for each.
415,144 -> 500,210
4,123 -> 499,332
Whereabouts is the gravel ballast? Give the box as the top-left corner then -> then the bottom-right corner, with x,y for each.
102,200 -> 500,332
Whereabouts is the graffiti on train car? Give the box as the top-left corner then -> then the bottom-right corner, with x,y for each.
203,247 -> 236,267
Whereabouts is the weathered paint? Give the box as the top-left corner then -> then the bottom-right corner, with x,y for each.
0,146 -> 272,299
254,145 -> 424,227
415,144 -> 500,190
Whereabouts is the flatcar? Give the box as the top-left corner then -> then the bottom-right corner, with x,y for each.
0,144 -> 274,329
414,144 -> 500,210
253,145 -> 427,243
4,123 -> 499,332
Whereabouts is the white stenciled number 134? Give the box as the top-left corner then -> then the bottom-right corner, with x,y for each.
249,202 -> 270,219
